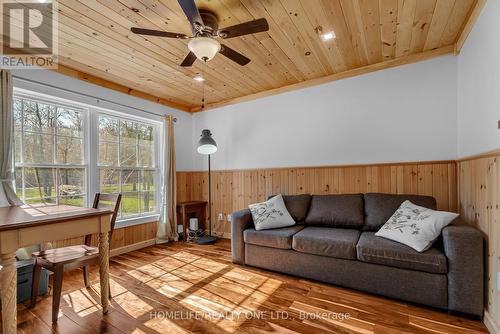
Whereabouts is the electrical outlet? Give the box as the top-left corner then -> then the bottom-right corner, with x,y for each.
227,214 -> 232,222
217,213 -> 224,221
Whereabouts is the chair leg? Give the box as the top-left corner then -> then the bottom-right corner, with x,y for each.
108,281 -> 112,300
52,265 -> 64,323
30,261 -> 42,308
83,265 -> 90,288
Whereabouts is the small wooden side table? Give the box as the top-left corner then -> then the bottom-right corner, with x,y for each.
176,201 -> 207,241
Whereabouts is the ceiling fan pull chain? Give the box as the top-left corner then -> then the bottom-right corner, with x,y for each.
201,60 -> 206,109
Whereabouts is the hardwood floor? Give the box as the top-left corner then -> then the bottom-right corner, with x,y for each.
5,240 -> 488,334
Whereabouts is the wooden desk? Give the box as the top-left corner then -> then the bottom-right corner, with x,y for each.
0,204 -> 114,334
176,201 -> 207,241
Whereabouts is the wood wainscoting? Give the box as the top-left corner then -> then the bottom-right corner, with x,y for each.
458,151 -> 500,334
52,221 -> 157,257
177,160 -> 458,237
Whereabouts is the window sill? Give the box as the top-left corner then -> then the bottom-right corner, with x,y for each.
115,214 -> 159,229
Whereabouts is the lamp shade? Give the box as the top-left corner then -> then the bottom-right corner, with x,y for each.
197,129 -> 217,155
188,37 -> 221,62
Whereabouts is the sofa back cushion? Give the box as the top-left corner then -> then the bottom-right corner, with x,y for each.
268,194 -> 311,223
305,194 -> 364,229
364,193 -> 437,231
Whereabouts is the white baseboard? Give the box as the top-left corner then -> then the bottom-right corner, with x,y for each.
110,238 -> 156,257
484,310 -> 499,334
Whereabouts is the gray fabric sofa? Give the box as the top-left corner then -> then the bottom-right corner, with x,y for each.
231,193 -> 484,317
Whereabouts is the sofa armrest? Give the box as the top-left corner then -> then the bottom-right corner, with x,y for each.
442,221 -> 484,316
231,209 -> 254,265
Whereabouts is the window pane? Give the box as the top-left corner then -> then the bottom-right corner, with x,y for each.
23,100 -> 56,134
99,142 -> 118,166
57,108 -> 83,137
99,116 -> 119,142
23,168 -> 56,202
120,120 -> 138,145
59,196 -> 85,207
22,132 -> 53,163
120,144 -> 137,167
56,137 -> 83,164
138,124 -> 153,144
122,193 -> 139,217
139,145 -> 153,167
58,168 -> 85,196
141,170 -> 155,192
15,167 -> 23,199
139,191 -> 155,213
122,169 -> 139,193
100,169 -> 120,193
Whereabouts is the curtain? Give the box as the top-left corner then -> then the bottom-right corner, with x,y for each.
0,70 -> 21,207
157,115 -> 178,243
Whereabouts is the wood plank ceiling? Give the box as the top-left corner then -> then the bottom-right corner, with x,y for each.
36,0 -> 481,111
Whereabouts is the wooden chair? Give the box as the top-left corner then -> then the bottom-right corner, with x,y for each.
30,193 -> 121,323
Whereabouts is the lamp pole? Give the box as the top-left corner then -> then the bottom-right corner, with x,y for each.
196,129 -> 217,245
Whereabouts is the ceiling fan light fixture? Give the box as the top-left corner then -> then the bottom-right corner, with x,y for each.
188,37 -> 221,61
193,74 -> 205,82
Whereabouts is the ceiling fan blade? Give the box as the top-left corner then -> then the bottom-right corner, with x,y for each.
131,27 -> 188,39
180,52 -> 197,67
218,18 -> 269,39
177,0 -> 204,31
219,44 -> 250,66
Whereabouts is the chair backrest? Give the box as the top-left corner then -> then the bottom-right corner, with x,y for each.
85,193 -> 122,246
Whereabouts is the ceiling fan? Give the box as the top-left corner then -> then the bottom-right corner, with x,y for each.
130,0 -> 269,67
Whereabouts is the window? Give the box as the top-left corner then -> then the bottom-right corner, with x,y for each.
98,115 -> 158,219
13,90 -> 162,225
13,96 -> 87,207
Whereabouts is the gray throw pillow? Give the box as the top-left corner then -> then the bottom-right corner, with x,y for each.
249,194 -> 295,231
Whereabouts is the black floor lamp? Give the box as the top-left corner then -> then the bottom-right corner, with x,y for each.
196,129 -> 218,245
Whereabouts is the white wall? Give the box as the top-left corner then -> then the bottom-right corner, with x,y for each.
457,0 -> 500,158
11,69 -> 194,170
192,56 -> 458,171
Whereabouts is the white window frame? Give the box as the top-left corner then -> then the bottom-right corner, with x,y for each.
13,87 -> 164,229
13,93 -> 90,206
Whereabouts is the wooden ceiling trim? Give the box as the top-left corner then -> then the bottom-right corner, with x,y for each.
455,0 -> 486,54
53,65 -> 191,111
190,44 -> 454,112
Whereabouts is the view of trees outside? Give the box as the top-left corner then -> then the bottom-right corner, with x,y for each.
99,115 -> 156,218
13,97 -> 86,206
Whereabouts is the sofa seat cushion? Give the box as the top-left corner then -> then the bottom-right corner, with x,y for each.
244,226 -> 304,250
305,194 -> 364,229
364,193 -> 437,231
292,227 -> 360,260
356,232 -> 447,274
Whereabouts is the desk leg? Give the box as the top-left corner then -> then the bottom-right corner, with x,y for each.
98,232 -> 110,314
1,252 -> 17,334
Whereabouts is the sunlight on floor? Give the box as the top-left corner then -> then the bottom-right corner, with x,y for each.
62,288 -> 101,317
